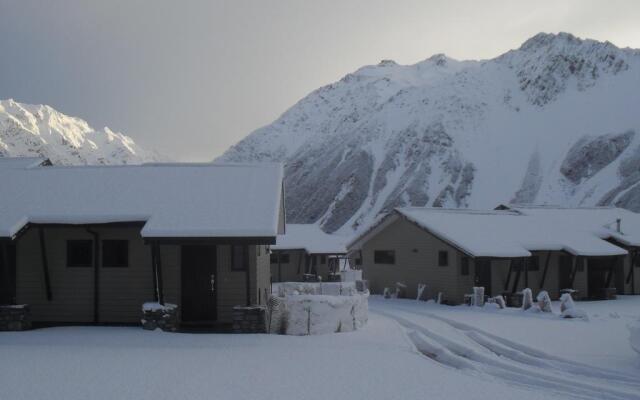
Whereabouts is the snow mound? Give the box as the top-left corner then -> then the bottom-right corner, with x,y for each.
630,320 -> 640,355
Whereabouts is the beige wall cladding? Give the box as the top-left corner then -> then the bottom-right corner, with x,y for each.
16,225 -> 266,325
360,218 -> 465,303
270,250 -> 306,282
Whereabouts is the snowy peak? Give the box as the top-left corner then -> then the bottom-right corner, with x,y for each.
0,99 -> 162,165
501,32 -> 637,106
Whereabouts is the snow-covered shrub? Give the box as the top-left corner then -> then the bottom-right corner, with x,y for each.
416,284 -> 427,301
536,290 -> 552,312
560,293 -> 588,319
473,287 -> 485,307
521,288 -> 533,311
560,293 -> 575,313
493,295 -> 506,309
630,319 -> 640,355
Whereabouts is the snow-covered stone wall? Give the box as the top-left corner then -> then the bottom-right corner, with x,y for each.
267,284 -> 369,335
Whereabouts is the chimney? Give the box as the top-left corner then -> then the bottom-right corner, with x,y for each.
616,218 -> 621,233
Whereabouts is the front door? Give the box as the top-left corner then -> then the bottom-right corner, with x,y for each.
181,245 -> 217,322
474,259 -> 492,295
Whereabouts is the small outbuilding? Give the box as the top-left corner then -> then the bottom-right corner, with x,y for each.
270,224 -> 348,282
347,206 -> 640,303
0,158 -> 285,327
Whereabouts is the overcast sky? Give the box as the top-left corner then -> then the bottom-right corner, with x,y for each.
1,1 -> 639,161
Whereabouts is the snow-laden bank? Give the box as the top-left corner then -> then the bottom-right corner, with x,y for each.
631,319 -> 640,355
269,282 -> 369,335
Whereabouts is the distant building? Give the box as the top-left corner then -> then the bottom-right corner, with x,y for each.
270,224 -> 348,282
347,206 -> 640,303
0,157 -> 285,327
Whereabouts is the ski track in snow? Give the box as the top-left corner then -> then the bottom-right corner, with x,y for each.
373,304 -> 640,400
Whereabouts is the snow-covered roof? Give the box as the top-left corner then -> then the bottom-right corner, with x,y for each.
272,224 -> 348,254
504,205 -> 640,248
348,206 -> 633,258
0,156 -> 50,169
0,160 -> 285,239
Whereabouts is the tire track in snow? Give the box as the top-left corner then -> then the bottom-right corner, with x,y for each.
374,309 -> 640,400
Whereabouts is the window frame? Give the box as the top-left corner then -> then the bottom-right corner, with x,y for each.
102,240 -> 129,268
231,244 -> 249,271
66,240 -> 93,268
374,250 -> 395,265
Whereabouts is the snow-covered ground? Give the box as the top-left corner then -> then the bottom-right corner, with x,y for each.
1,297 -> 639,400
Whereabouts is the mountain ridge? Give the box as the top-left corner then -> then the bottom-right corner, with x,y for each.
219,32 -> 640,233
0,99 -> 161,165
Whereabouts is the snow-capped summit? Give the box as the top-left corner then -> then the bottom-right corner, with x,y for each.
0,99 -> 162,165
221,32 -> 640,234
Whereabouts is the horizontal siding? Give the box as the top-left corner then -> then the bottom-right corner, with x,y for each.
361,218 -> 465,303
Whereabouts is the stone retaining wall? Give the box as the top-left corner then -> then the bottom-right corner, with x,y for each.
141,303 -> 178,332
0,305 -> 32,331
232,306 -> 266,333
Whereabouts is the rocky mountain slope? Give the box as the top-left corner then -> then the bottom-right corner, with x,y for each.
0,99 -> 160,165
220,33 -> 640,233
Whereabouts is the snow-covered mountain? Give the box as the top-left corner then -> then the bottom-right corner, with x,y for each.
220,32 -> 640,233
0,99 -> 161,165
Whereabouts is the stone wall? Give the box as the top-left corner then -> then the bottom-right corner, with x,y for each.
0,305 -> 32,331
141,303 -> 178,332
232,306 -> 266,333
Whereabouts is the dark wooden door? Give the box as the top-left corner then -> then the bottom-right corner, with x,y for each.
474,259 -> 492,295
0,244 -> 16,305
181,245 -> 217,322
559,256 -> 573,290
588,258 -> 609,297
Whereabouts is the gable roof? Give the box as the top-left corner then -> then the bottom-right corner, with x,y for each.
0,160 -> 284,240
348,206 -> 633,258
272,224 -> 348,254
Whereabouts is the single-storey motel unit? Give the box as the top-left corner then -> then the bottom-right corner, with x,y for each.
270,224 -> 347,282
347,206 -> 640,304
0,157 -> 285,326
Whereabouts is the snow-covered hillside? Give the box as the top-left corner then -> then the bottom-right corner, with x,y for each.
219,33 -> 640,233
0,99 -> 160,165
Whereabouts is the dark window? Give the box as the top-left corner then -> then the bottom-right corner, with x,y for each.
102,240 -> 128,267
529,256 -> 540,271
67,240 -> 93,267
461,257 -> 469,276
270,253 -> 290,264
356,257 -> 362,266
231,245 -> 249,271
320,255 -> 327,264
374,250 -> 395,265
438,251 -> 449,267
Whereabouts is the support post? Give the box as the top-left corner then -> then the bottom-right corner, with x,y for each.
539,251 -> 551,289
504,259 -> 514,292
511,259 -> 522,294
277,252 -> 282,282
604,256 -> 617,288
154,243 -> 165,305
151,244 -> 159,302
569,256 -> 579,288
524,257 -> 529,288
86,227 -> 100,323
37,227 -> 53,301
245,246 -> 251,306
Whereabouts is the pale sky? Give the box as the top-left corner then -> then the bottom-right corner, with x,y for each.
1,0 -> 639,161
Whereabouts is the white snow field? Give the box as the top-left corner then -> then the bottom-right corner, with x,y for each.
1,298 -> 639,400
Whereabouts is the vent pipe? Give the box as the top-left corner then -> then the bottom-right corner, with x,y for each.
616,218 -> 622,233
